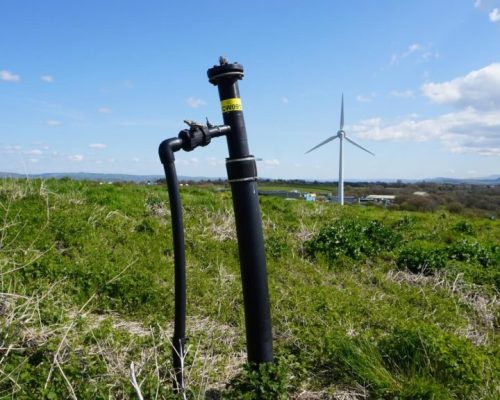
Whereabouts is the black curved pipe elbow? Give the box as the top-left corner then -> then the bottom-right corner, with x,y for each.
159,137 -> 186,392
158,125 -> 229,392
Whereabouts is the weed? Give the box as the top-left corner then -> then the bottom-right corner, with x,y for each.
396,244 -> 447,275
224,358 -> 290,400
305,218 -> 399,263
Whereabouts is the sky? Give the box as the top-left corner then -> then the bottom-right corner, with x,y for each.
1,0 -> 499,180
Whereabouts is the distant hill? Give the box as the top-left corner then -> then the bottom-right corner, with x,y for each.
1,172 -> 165,183
0,171 -> 165,182
425,175 -> 500,185
1,172 -> 499,185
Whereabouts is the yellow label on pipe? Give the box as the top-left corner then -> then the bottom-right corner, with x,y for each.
221,98 -> 242,113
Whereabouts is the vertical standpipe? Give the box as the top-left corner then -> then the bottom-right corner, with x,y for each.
207,59 -> 273,364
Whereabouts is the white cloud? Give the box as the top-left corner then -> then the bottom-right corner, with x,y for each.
46,119 -> 62,126
41,75 -> 53,83
390,43 -> 438,66
421,51 -> 439,61
97,107 -> 112,114
68,154 -> 84,162
475,0 -> 481,8
207,156 -> 223,166
407,43 -> 421,53
186,97 -> 207,108
356,94 -> 373,103
264,159 -> 280,166
178,157 -> 200,166
352,107 -> 500,156
89,143 -> 107,149
389,90 -> 414,98
1,70 -> 20,82
282,97 -> 289,104
490,8 -> 500,22
390,43 -> 421,65
29,158 -> 39,163
132,157 -> 140,162
1,145 -> 21,154
421,63 -> 500,110
25,149 -> 42,155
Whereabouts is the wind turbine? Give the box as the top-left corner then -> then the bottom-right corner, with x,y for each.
305,94 -> 374,205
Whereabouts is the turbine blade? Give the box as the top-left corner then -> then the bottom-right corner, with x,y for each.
340,93 -> 344,130
305,135 -> 337,154
345,136 -> 375,156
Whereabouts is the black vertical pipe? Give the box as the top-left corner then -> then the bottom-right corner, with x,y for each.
159,138 -> 186,391
207,59 -> 273,364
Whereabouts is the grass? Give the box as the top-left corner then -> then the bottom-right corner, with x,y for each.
0,178 -> 498,399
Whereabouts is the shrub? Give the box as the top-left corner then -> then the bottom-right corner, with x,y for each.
305,218 -> 399,262
453,220 -> 474,234
365,220 -> 399,251
398,195 -> 438,212
393,214 -> 415,230
397,245 -> 447,274
447,239 -> 498,268
447,202 -> 464,214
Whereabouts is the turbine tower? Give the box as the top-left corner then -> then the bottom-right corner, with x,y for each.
306,94 -> 375,205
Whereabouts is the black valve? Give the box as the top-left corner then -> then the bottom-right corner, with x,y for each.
159,123 -> 230,162
178,126 -> 210,152
178,121 -> 231,152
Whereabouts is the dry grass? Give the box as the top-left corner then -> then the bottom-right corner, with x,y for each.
292,385 -> 368,400
1,278 -> 247,398
201,208 -> 236,242
145,199 -> 169,218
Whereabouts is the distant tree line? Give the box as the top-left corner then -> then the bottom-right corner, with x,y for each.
155,178 -> 500,217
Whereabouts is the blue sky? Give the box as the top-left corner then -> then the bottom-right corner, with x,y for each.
1,0 -> 499,180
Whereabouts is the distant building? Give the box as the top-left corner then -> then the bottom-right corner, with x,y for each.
328,195 -> 359,204
343,196 -> 359,204
304,193 -> 317,202
413,191 -> 428,196
361,194 -> 396,205
259,190 -> 302,199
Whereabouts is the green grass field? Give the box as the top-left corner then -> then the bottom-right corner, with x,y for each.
0,178 -> 498,399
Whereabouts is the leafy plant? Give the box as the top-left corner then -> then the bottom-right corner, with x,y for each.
224,360 -> 290,400
453,220 -> 474,235
447,238 -> 498,268
397,245 -> 447,274
305,218 -> 399,262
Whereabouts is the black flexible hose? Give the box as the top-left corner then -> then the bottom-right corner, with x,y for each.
159,138 -> 186,391
158,126 -> 229,392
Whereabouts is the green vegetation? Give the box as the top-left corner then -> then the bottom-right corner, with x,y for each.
0,178 -> 498,399
256,179 -> 500,217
